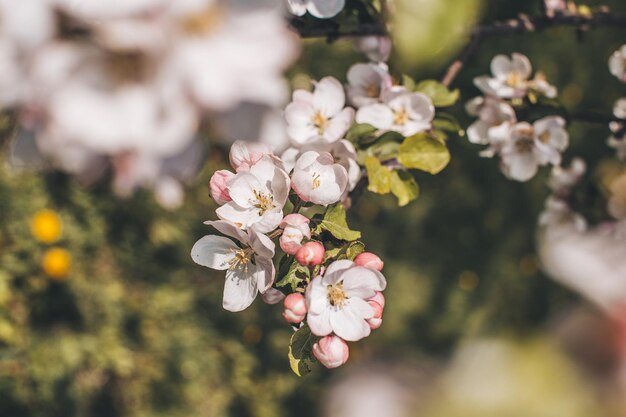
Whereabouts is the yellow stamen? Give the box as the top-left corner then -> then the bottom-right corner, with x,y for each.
393,108 -> 409,126
182,7 -> 221,35
366,83 -> 380,98
312,173 -> 321,190
327,283 -> 347,308
313,111 -> 328,134
227,248 -> 252,272
253,190 -> 274,215
506,72 -> 525,88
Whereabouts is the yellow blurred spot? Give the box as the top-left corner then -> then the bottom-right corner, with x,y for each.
458,270 -> 479,291
31,209 -> 62,244
520,255 -> 539,276
561,84 -> 583,107
42,247 -> 71,280
577,5 -> 592,16
243,324 -> 262,345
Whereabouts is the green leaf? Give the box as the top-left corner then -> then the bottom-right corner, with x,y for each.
397,133 -> 451,174
345,241 -> 366,260
390,170 -> 420,207
365,156 -> 391,194
432,112 -> 463,135
402,74 -> 416,91
275,256 -> 310,292
415,79 -> 460,107
346,123 -> 377,144
313,204 -> 361,242
288,325 -> 317,377
323,241 -> 365,263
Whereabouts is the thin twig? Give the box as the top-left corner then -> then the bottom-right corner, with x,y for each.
441,9 -> 626,87
288,19 -> 387,42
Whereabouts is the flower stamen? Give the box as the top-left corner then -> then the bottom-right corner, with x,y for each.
312,173 -> 321,189
227,248 -> 252,272
253,190 -> 274,215
327,283 -> 347,308
393,108 -> 409,126
313,111 -> 328,134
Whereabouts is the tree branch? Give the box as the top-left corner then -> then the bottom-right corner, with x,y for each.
288,19 -> 387,42
441,9 -> 626,87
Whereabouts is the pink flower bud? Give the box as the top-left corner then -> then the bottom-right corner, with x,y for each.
354,252 -> 384,271
261,288 -> 285,305
313,335 -> 350,369
367,300 -> 383,330
209,170 -> 234,205
295,242 -> 325,266
369,291 -> 385,309
279,214 -> 311,255
282,293 -> 307,324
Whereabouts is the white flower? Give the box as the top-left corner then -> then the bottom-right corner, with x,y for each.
279,213 -> 311,255
498,117 -> 568,182
346,62 -> 393,108
474,53 -> 532,99
547,158 -> 586,196
609,45 -> 626,83
286,0 -> 345,19
528,72 -> 557,99
285,77 -> 355,145
544,0 -> 567,14
229,140 -> 273,172
352,36 -> 392,63
291,151 -> 348,205
216,155 -> 290,233
356,88 -> 434,137
538,196 -> 586,231
191,220 -> 276,312
465,96 -> 517,145
306,260 -> 386,341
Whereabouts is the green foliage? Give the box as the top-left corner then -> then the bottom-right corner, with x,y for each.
323,241 -> 366,262
312,204 -> 361,242
287,325 -> 317,377
397,132 -> 451,174
365,156 -> 392,194
390,170 -> 420,207
415,79 -> 461,107
276,256 -> 310,292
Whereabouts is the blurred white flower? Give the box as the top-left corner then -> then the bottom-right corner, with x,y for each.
474,53 -> 532,99
547,158 -> 586,196
285,77 -> 355,145
465,96 -> 517,145
306,260 -> 386,341
538,196 -> 587,231
346,62 -> 393,108
609,45 -> 626,83
356,88 -> 434,136
352,36 -> 392,63
191,220 -> 276,312
286,0 -> 345,19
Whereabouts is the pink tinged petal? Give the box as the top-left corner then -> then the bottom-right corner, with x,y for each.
223,268 -> 258,312
306,275 -> 330,315
294,150 -> 322,171
307,0 -> 346,19
204,220 -> 248,244
312,335 -> 349,369
253,256 -> 275,293
281,213 -> 310,229
191,235 -> 239,270
324,107 -> 355,142
262,287 -> 285,304
313,76 -> 345,117
270,166 -> 291,206
216,202 -> 260,230
369,291 -> 385,308
247,228 -> 275,259
229,141 -> 272,171
342,267 -> 387,299
209,170 -> 234,205
307,308 -> 333,337
329,300 -> 372,341
356,103 -> 394,130
286,0 -> 307,16
228,172 -> 263,208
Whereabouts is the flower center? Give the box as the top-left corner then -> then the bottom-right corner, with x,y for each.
182,6 -> 222,35
327,283 -> 347,307
366,83 -> 380,98
393,108 -> 409,126
313,111 -> 328,134
311,173 -> 321,189
506,72 -> 525,88
253,190 -> 274,215
538,131 -> 551,144
227,248 -> 252,272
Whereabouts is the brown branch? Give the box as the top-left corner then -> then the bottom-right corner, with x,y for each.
288,19 -> 387,42
441,9 -> 626,87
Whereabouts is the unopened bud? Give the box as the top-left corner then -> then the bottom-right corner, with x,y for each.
282,293 -> 307,323
354,252 -> 384,271
312,335 -> 350,369
209,170 -> 234,205
369,291 -> 385,309
367,300 -> 383,330
279,214 -> 311,255
295,242 -> 324,266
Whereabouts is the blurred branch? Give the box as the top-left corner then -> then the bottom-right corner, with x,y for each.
288,19 -> 387,42
441,8 -> 626,87
568,110 -> 624,125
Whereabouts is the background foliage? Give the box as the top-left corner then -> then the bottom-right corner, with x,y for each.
1,0 -> 625,416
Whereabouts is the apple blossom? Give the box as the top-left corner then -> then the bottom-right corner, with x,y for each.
367,300 -> 383,330
609,45 -> 626,83
296,241 -> 325,266
354,252 -> 384,271
312,335 -> 350,369
229,141 -> 273,172
306,260 -> 387,341
191,220 -> 276,312
346,63 -> 393,108
353,36 -> 393,63
474,53 -> 533,99
466,96 -> 517,146
209,170 -> 234,205
539,196 -> 587,232
262,287 -> 285,305
280,214 -> 311,255
283,293 -> 307,324
369,292 -> 386,309
528,72 -> 557,99
291,151 -> 348,205
356,88 -> 435,137
285,77 -> 355,145
547,158 -> 586,196
286,0 -> 346,19
216,155 -> 290,233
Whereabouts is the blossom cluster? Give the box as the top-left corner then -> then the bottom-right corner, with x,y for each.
4,0 -> 298,208
608,45 -> 626,160
193,141 -> 388,371
466,53 -> 569,182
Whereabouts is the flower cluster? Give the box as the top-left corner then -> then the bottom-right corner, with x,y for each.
608,45 -> 626,160
467,53 -> 568,182
193,141 -> 388,371
5,0 -> 299,208
287,0 -> 345,19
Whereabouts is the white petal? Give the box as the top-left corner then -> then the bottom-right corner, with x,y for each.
342,266 -> 387,294
355,104 -> 394,130
223,268 -> 258,312
204,219 -> 248,243
313,76 -> 345,117
324,259 -> 355,277
511,53 -> 532,79
306,275 -> 330,315
329,301 -> 371,341
490,55 -> 513,78
307,0 -> 345,18
324,107 -> 355,142
216,202 -> 260,230
228,173 -> 263,208
248,228 -> 275,259
307,308 -> 333,337
502,151 -> 539,182
286,0 -> 307,16
191,235 -> 238,270
253,256 -> 275,293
